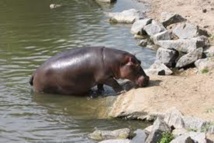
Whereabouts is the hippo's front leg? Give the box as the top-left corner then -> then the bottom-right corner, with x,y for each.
103,78 -> 124,94
96,84 -> 104,94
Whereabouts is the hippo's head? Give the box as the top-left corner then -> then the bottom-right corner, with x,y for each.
119,56 -> 149,88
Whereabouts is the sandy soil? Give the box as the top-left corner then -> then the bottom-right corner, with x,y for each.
141,0 -> 214,121
109,69 -> 214,121
140,0 -> 214,44
108,0 -> 214,122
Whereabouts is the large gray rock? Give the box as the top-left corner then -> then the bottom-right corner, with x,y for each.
195,58 -> 214,73
160,12 -> 186,27
107,9 -> 141,24
170,135 -> 194,143
146,60 -> 173,75
151,30 -> 171,43
173,22 -> 208,39
131,18 -> 152,35
145,117 -> 171,143
176,48 -> 203,68
131,129 -> 147,143
183,116 -> 209,132
143,20 -> 166,36
156,37 -> 206,53
187,132 -> 207,143
99,139 -> 131,143
88,128 -> 130,141
156,48 -> 179,67
164,108 -> 185,129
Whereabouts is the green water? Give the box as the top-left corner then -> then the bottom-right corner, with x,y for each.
0,0 -> 155,142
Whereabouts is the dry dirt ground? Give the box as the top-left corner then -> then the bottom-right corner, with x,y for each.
109,0 -> 214,122
141,0 -> 214,44
109,69 -> 214,121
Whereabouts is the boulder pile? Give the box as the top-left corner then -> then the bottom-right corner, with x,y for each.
107,9 -> 214,75
88,108 -> 214,143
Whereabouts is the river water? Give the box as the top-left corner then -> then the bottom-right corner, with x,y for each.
0,0 -> 155,142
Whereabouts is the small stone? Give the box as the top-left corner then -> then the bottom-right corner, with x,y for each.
138,39 -> 147,47
146,60 -> 173,75
202,9 -> 207,13
131,18 -> 152,35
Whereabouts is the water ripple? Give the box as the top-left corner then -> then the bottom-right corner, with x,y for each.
0,0 -> 153,142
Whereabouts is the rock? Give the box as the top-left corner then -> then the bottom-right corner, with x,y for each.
207,125 -> 214,134
144,125 -> 153,133
183,116 -> 209,132
176,48 -> 203,68
96,0 -> 116,3
156,48 -> 179,67
170,134 -> 193,143
160,12 -> 186,27
49,4 -> 62,9
151,30 -> 171,44
172,128 -> 188,137
88,128 -> 130,141
138,39 -> 147,47
188,132 -> 207,143
204,46 -> 214,57
172,22 -> 209,39
146,60 -> 173,75
153,117 -> 171,132
143,20 -> 166,36
164,108 -> 185,129
145,117 -> 171,143
99,139 -> 131,143
107,9 -> 142,24
195,58 -> 214,73
156,37 -> 206,53
131,129 -> 147,143
131,18 -> 152,35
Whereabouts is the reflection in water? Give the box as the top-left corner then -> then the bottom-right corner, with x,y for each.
0,0 -> 154,142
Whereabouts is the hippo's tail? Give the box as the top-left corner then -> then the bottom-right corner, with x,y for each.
29,75 -> 34,86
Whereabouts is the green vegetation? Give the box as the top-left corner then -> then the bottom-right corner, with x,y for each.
201,68 -> 209,74
206,107 -> 214,113
210,34 -> 214,40
209,34 -> 214,45
187,128 -> 198,132
201,122 -> 214,132
159,132 -> 174,143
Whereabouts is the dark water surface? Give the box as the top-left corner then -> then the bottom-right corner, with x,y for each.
0,0 -> 155,142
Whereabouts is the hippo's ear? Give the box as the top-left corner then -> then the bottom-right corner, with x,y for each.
127,57 -> 141,67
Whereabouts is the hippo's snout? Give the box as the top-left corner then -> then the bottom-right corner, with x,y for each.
136,76 -> 150,87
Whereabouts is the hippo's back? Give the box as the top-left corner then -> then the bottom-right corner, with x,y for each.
41,46 -> 104,68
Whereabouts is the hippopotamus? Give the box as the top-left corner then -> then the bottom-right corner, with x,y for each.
29,46 -> 149,95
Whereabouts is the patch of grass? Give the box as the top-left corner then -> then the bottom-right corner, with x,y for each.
210,34 -> 214,45
210,34 -> 214,40
201,68 -> 209,74
187,128 -> 198,132
159,132 -> 174,143
201,122 -> 214,132
205,107 -> 214,113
